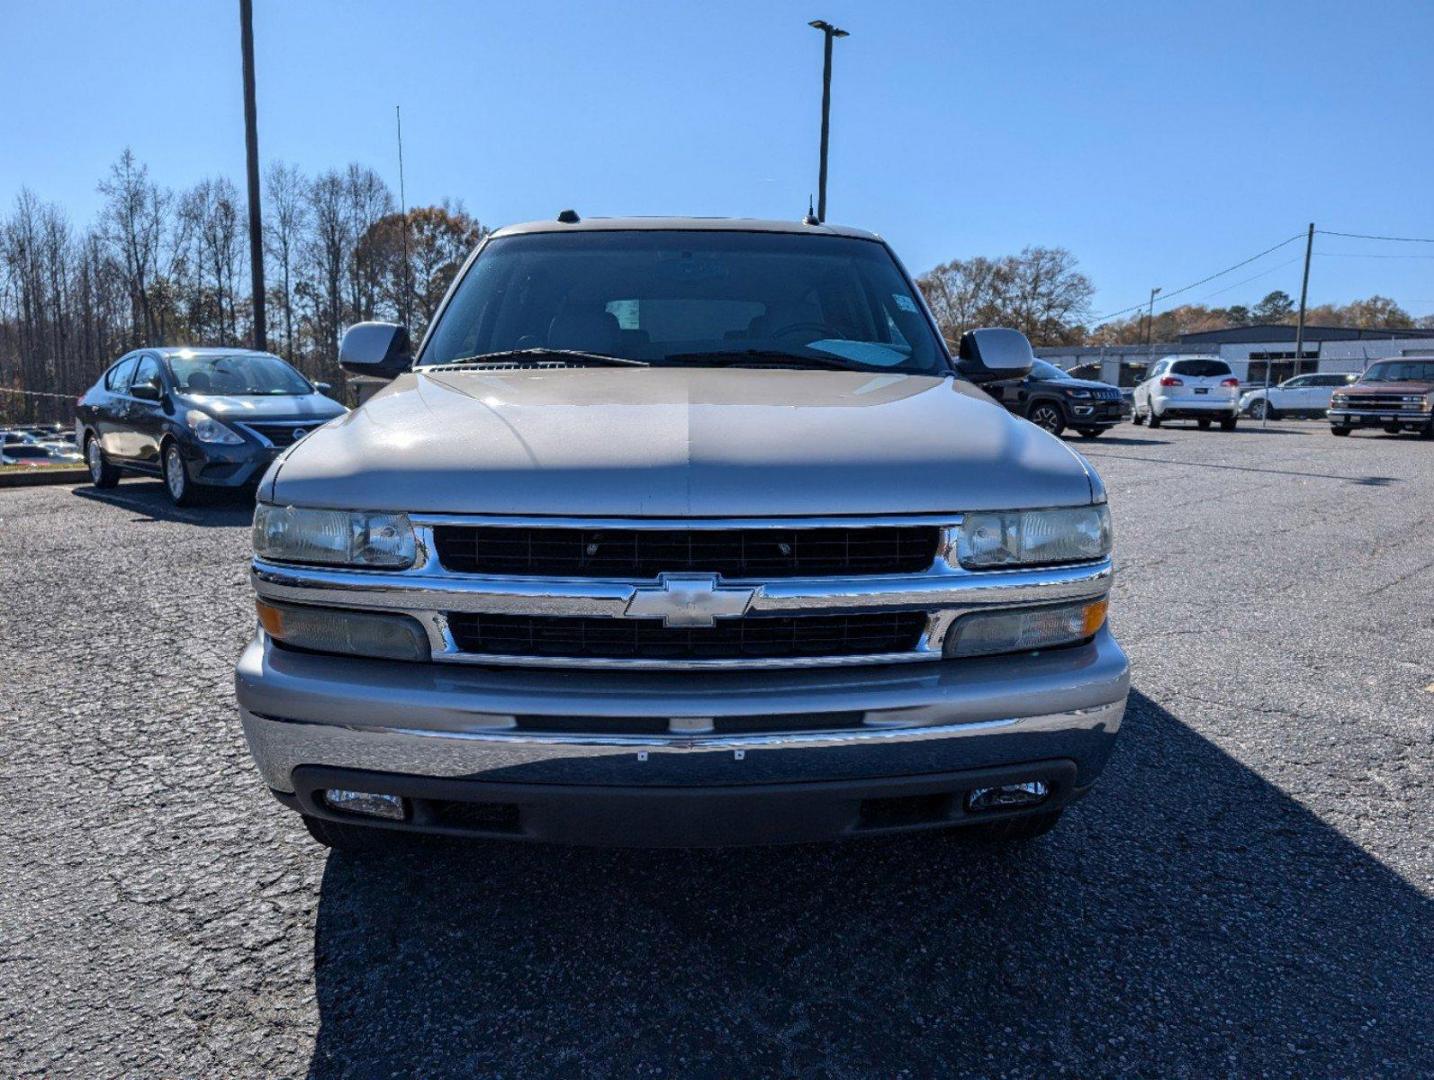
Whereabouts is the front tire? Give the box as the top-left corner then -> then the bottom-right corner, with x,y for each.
1147,411 -> 1162,428
1249,399 -> 1277,420
1331,426 -> 1351,437
1076,428 -> 1104,439
162,441 -> 198,507
85,434 -> 120,488
1027,402 -> 1066,437
1131,409 -> 1145,426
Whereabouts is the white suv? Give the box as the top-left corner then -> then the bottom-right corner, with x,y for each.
1133,356 -> 1240,430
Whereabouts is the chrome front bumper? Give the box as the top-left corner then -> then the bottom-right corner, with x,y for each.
236,626 -> 1129,793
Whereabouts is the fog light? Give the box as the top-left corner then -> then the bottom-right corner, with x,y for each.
966,780 -> 1049,812
323,789 -> 406,821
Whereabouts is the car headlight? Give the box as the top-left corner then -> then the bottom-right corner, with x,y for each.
1064,388 -> 1092,399
943,598 -> 1108,658
186,409 -> 244,445
1331,395 -> 1347,406
253,504 -> 417,568
956,504 -> 1111,569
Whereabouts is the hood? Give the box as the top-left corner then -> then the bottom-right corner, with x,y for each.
179,391 -> 346,421
1343,380 -> 1434,395
264,367 -> 1098,516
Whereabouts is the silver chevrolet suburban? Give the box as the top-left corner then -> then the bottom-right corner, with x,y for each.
235,216 -> 1128,850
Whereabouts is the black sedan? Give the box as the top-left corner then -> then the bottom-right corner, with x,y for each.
983,359 -> 1126,438
76,348 -> 346,505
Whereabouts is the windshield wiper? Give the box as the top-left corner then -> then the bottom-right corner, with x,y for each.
661,349 -> 871,372
439,349 -> 648,368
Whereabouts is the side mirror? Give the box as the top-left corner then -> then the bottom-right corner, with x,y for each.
131,381 -> 161,402
954,328 -> 1034,384
314,381 -> 333,395
339,322 -> 412,380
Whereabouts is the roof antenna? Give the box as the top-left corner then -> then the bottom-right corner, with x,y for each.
803,195 -> 819,226
556,208 -> 581,224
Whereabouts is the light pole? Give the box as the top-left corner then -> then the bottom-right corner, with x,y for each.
239,0 -> 266,351
1144,286 -> 1162,354
809,19 -> 848,223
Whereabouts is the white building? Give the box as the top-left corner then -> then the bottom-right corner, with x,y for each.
1037,324 -> 1434,386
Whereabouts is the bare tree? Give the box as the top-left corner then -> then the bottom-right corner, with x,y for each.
264,162 -> 309,362
917,247 -> 1093,347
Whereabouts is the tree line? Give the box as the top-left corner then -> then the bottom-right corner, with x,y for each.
0,148 -> 486,421
915,253 -> 1431,349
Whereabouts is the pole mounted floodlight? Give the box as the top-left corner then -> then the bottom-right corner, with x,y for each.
809,19 -> 848,224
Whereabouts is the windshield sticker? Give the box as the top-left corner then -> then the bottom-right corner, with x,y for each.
893,294 -> 918,313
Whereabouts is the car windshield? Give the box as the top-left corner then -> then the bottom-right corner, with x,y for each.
421,230 -> 948,375
1360,360 -> 1434,383
166,353 -> 311,396
1170,359 -> 1231,377
1029,360 -> 1069,381
5,445 -> 50,458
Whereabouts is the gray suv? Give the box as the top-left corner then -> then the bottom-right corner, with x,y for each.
236,216 -> 1128,850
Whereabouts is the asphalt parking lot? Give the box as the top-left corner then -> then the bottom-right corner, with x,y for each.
2,419 -> 1431,1078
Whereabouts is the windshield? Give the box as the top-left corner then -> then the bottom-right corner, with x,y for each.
1029,360 -> 1069,381
421,230 -> 948,375
1361,360 -> 1434,383
166,353 -> 312,396
5,445 -> 50,459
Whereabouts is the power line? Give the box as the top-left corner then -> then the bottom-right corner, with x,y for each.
1093,231 -> 1306,322
1317,229 -> 1434,244
1192,254 -> 1305,303
1313,249 -> 1434,260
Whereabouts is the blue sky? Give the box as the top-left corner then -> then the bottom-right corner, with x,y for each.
3,0 -> 1432,320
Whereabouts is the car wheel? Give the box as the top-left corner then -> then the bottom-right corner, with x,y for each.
302,814 -> 410,853
1197,418 -> 1212,430
85,435 -> 120,488
1147,411 -> 1162,428
162,441 -> 198,506
1421,420 -> 1434,440
1220,416 -> 1238,432
1076,428 -> 1103,439
1027,402 -> 1066,436
1331,426 -> 1351,437
1249,399 -> 1269,419
1131,409 -> 1145,426
1382,424 -> 1402,435
961,808 -> 1065,844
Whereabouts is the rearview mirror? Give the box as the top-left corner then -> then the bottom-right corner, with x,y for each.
314,381 -> 333,395
339,322 -> 413,380
954,328 -> 1035,384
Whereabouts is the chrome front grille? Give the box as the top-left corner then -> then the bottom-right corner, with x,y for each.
250,513 -> 1115,670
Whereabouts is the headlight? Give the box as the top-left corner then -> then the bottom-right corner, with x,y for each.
1064,388 -> 1092,399
253,504 -> 416,567
944,598 -> 1108,658
1331,394 -> 1347,406
186,409 -> 244,445
956,504 -> 1111,569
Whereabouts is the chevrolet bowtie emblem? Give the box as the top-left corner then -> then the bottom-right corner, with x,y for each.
624,573 -> 756,628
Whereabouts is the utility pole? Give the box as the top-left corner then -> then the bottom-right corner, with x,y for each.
239,0 -> 266,350
1268,223 -> 1315,428
809,19 -> 848,223
395,105 -> 412,328
1144,286 -> 1162,354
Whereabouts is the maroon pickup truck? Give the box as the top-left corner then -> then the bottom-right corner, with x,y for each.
1328,358 -> 1434,438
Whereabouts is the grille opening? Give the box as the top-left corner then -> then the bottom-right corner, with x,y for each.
446,611 -> 927,662
432,524 -> 941,579
858,793 -> 954,830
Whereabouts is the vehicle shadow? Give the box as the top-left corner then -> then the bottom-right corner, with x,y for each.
72,480 -> 253,526
1065,434 -> 1169,447
303,689 -> 1431,1077
1077,451 -> 1402,486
